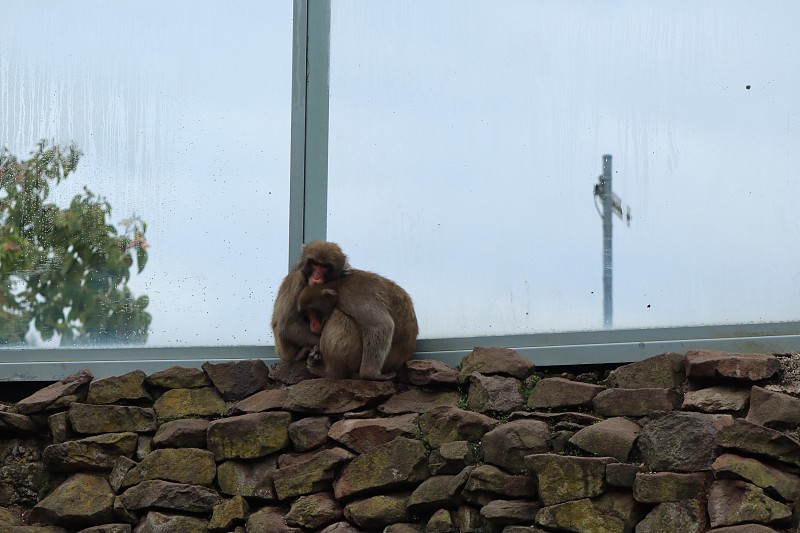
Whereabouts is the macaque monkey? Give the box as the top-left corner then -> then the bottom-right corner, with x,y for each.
271,241 -> 351,362
298,269 -> 418,381
298,280 -> 362,378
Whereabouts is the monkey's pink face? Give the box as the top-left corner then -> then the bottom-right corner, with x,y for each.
309,262 -> 328,285
307,308 -> 324,334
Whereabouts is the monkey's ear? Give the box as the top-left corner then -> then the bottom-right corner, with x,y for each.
321,288 -> 338,298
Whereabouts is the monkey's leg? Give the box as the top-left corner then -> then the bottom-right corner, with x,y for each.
358,317 -> 395,381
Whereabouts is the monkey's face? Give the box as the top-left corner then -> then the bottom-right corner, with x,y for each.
300,241 -> 348,285
306,308 -> 325,334
300,288 -> 338,334
305,260 -> 329,286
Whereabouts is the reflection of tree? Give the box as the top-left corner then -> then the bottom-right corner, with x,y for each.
0,141 -> 151,346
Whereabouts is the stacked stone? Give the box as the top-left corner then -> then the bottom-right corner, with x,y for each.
0,348 -> 799,532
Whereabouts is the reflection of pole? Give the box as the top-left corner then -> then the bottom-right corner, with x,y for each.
601,155 -> 613,328
594,154 -> 631,329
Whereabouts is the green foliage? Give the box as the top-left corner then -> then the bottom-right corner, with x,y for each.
0,141 -> 151,346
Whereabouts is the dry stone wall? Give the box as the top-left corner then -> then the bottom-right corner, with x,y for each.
2,348 -> 800,532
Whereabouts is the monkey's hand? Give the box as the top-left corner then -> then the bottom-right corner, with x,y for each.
307,345 -> 323,366
293,345 -> 312,362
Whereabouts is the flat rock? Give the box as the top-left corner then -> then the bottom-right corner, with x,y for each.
425,508 -> 454,533
246,506 -> 304,533
120,447 -> 216,488
207,412 -> 291,461
286,379 -> 396,414
377,389 -> 460,415
535,492 -> 639,533
593,388 -> 680,417
43,432 -> 138,471
712,453 -> 800,501
151,418 -> 209,449
462,464 -> 537,506
685,350 -> 780,381
217,455 -> 278,499
0,411 -> 38,436
633,472 -> 712,503
406,475 -> 459,515
31,473 -> 115,528
333,437 -> 428,499
152,387 -> 226,420
202,359 -> 272,401
208,495 -> 250,531
527,377 -> 605,409
707,479 -> 791,528
481,419 -> 549,474
78,524 -> 133,533
511,410 -> 603,425
569,417 -> 640,462
458,347 -> 535,381
707,525 -> 781,533
525,454 -> 613,506
635,499 -> 708,533
344,493 -> 411,530
638,411 -> 734,471
288,416 -> 332,452
400,359 -> 460,386
605,352 -> 686,389
285,492 -> 344,530
746,385 -> 800,428
716,418 -> 800,467
146,366 -> 212,389
274,447 -> 355,500
226,388 -> 289,415
318,521 -> 366,533
118,479 -> 222,513
17,369 -> 93,415
108,456 -> 136,492
682,386 -> 750,413
135,511 -> 208,533
269,361 -> 316,385
86,370 -> 151,405
428,440 -> 478,475
68,404 -> 156,434
467,373 -> 525,414
480,499 -> 542,525
417,406 -> 497,448
328,413 -> 419,453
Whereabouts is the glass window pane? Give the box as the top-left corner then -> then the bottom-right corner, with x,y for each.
327,1 -> 800,339
1,1 -> 292,347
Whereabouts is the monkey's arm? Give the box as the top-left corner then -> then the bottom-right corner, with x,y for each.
282,320 -> 321,358
272,272 -> 321,361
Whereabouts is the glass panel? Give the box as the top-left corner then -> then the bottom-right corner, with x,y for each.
1,1 -> 292,347
327,1 -> 800,339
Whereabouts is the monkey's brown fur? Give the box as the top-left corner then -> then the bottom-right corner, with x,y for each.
271,241 -> 350,362
298,269 -> 418,380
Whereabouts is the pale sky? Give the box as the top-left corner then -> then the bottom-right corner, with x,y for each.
2,1 -> 799,347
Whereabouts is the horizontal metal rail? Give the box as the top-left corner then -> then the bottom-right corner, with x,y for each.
2,321 -> 797,381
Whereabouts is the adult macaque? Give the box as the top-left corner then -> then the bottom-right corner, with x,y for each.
271,241 -> 350,362
298,268 -> 418,381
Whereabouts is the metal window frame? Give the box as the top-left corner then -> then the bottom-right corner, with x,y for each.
293,0 -> 800,368
1,0 -> 798,383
